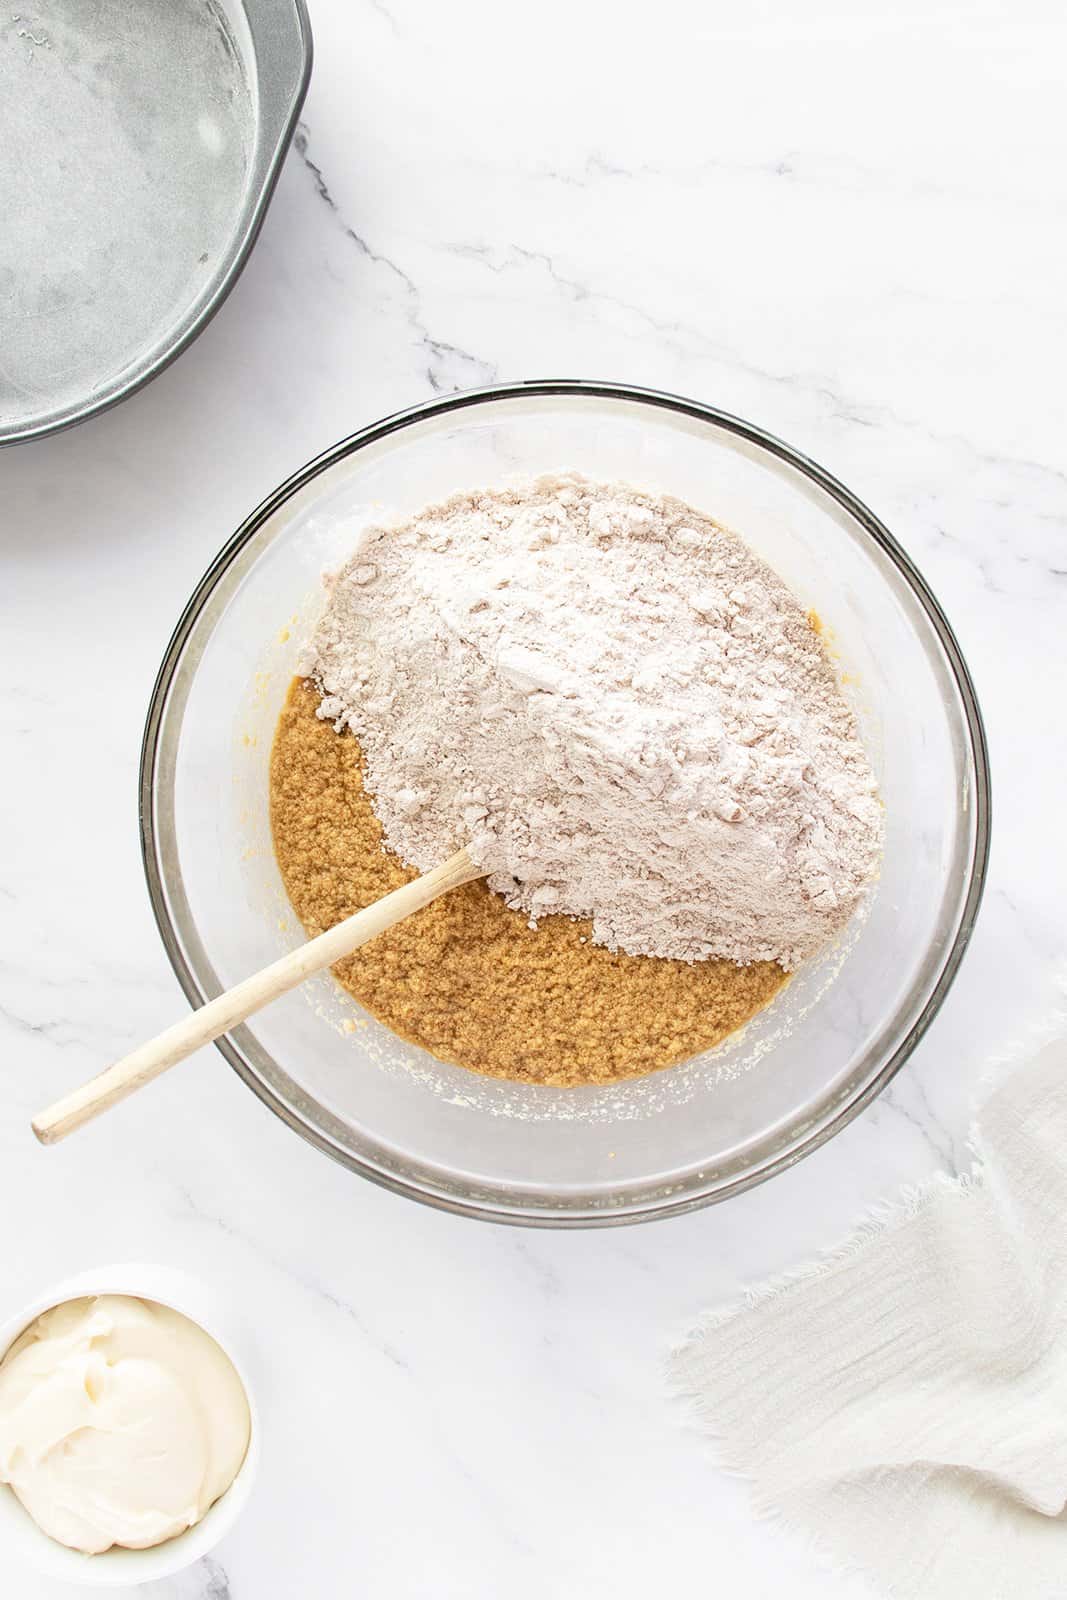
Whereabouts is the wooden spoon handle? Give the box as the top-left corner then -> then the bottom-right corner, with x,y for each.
32,848 -> 484,1146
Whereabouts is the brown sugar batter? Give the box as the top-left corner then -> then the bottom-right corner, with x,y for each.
269,678 -> 787,1087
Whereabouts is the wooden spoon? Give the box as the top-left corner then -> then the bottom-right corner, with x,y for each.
32,848 -> 485,1146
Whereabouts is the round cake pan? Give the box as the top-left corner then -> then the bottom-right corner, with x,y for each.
1,0 -> 312,446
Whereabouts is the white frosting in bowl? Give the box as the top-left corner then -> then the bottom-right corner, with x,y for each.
0,1295 -> 250,1555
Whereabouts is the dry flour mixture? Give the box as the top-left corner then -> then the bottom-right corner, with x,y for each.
310,476 -> 882,969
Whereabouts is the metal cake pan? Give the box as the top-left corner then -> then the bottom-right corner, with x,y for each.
1,0 -> 312,446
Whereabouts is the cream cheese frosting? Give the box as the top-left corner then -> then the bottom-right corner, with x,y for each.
0,1295 -> 250,1554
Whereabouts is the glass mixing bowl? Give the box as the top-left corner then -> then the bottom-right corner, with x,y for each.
141,382 -> 989,1226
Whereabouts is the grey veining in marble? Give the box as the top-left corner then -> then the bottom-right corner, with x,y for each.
2,0 -> 1065,1594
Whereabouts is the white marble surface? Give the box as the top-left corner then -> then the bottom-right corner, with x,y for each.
3,0 -> 1066,1593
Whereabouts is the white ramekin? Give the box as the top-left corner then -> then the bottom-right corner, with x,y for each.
0,1263 -> 260,1586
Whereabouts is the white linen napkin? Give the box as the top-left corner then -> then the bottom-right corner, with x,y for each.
670,1035 -> 1067,1598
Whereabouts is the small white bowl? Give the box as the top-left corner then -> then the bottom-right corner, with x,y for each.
0,1264 -> 260,1587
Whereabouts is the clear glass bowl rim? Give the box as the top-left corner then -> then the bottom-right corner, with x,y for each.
139,380 -> 992,1227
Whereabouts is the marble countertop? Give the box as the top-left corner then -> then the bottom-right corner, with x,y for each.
4,0 -> 1064,1594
